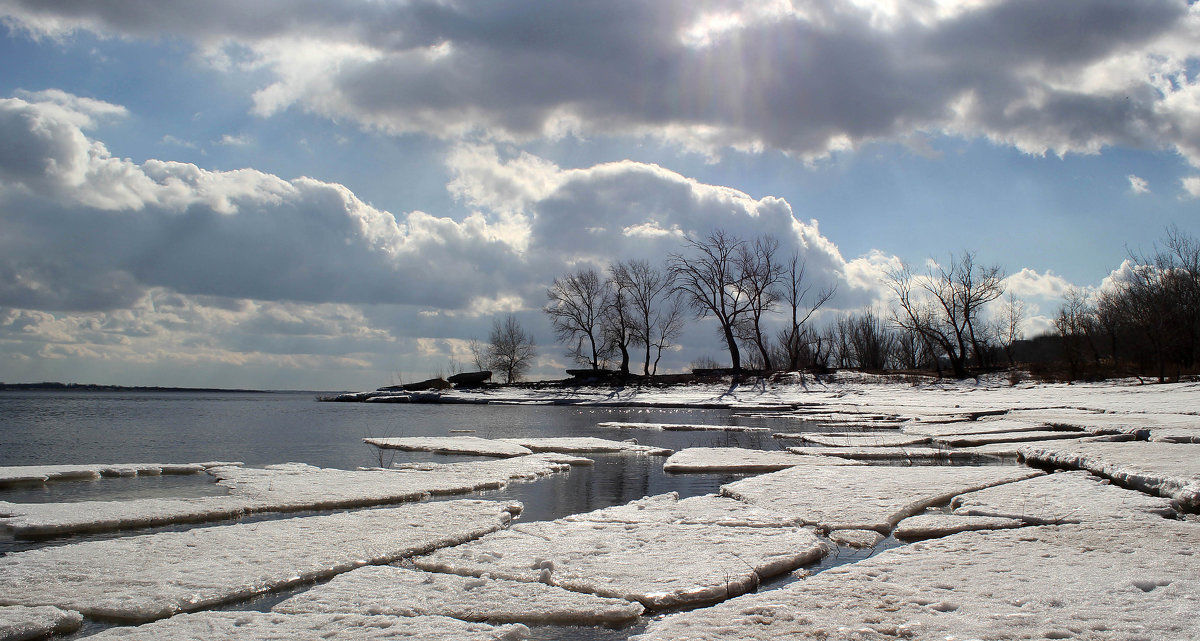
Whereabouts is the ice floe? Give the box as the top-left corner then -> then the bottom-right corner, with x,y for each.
0,462 -> 223,488
892,514 -> 1025,540
782,446 -> 979,461
1011,409 -> 1200,442
596,422 -> 770,432
788,433 -> 930,447
901,418 -> 1060,438
0,605 -> 82,641
827,529 -> 885,548
720,465 -> 1042,532
497,437 -> 672,456
273,565 -> 644,627
80,611 -> 529,640
1020,441 -> 1200,509
0,458 -> 571,538
363,437 -> 533,457
0,500 -> 519,622
413,518 -> 827,609
633,520 -> 1200,641
662,448 -> 860,473
563,492 -> 801,528
932,429 -> 1085,448
952,470 -> 1178,523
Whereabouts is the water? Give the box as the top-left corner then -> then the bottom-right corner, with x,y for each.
0,390 -> 1016,639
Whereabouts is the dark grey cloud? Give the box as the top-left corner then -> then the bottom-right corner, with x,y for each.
4,0 -> 1190,161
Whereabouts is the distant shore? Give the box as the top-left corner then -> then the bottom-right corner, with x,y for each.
0,382 -> 282,394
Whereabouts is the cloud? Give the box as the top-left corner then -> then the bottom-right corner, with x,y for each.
1182,175 -> 1200,198
1127,174 -> 1150,194
1002,268 -> 1076,299
216,133 -> 253,146
2,1 -> 1197,163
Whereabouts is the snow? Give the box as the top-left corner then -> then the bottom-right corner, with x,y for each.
563,492 -> 802,528
633,519 -> 1200,641
1020,441 -> 1200,509
363,437 -> 533,457
953,437 -> 1095,458
273,565 -> 644,627
720,465 -> 1043,533
953,470 -> 1179,523
0,606 -> 82,641
0,462 -> 219,488
497,437 -> 672,456
596,422 -> 770,432
901,418 -> 1064,438
827,529 -> 884,548
0,458 -> 572,538
782,446 -> 979,461
662,448 -> 861,473
80,611 -> 529,640
413,518 -> 828,609
790,433 -> 930,447
0,499 -> 519,622
932,430 -> 1086,447
892,514 -> 1025,540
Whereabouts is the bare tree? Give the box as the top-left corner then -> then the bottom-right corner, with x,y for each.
885,251 -> 1005,377
734,236 -> 784,371
544,268 -> 609,369
777,254 -> 836,371
669,230 -> 753,371
602,274 -> 636,375
649,296 -> 686,375
610,260 -> 681,376
997,292 -> 1026,365
488,314 -> 536,383
468,338 -> 488,371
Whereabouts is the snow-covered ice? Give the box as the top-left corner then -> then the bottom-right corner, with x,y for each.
273,565 -> 644,627
782,446 -> 979,461
720,465 -> 1042,532
662,448 -> 860,473
596,421 -> 770,432
413,518 -> 827,609
901,418 -> 1064,438
633,519 -> 1200,641
497,437 -> 672,456
952,470 -> 1179,523
0,458 -> 571,538
563,492 -> 802,528
892,514 -> 1025,540
1020,441 -> 1200,509
790,433 -> 930,447
80,611 -> 529,640
827,529 -> 884,548
0,462 -> 220,488
1011,409 -> 1200,442
363,437 -> 534,457
0,500 -> 519,622
0,605 -> 82,641
932,429 -> 1086,447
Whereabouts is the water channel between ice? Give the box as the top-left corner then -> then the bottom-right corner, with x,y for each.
0,391 -> 1022,640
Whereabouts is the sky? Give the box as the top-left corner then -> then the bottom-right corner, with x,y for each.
0,0 -> 1198,390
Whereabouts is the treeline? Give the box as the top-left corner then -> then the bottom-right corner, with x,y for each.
1049,228 -> 1199,382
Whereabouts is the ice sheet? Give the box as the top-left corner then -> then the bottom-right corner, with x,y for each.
81,611 -> 529,640
413,519 -> 827,609
0,463 -> 220,488
633,520 -> 1200,641
498,437 -> 672,456
892,514 -> 1025,540
827,529 -> 884,548
662,448 -> 860,473
932,430 -> 1086,447
1011,409 -> 1200,442
596,422 -> 770,432
721,465 -> 1042,532
273,565 -> 644,626
0,500 -> 519,622
952,470 -> 1179,523
782,446 -> 978,461
794,433 -> 931,447
1020,441 -> 1200,509
0,605 -> 82,641
563,492 -> 801,528
901,418 -> 1062,438
0,458 -> 570,538
363,437 -> 533,457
